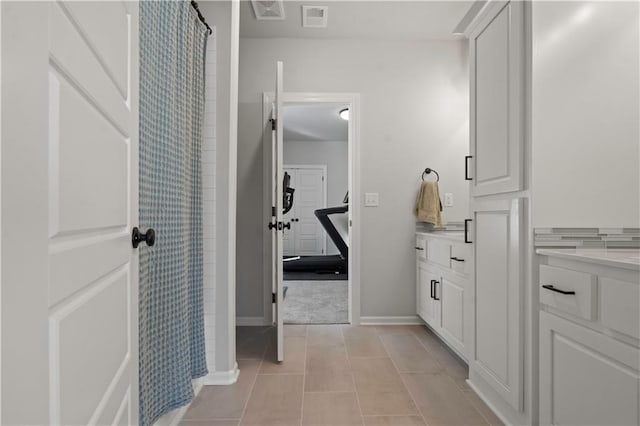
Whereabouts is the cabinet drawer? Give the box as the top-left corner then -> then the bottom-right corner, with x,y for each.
539,265 -> 597,321
427,239 -> 451,268
415,236 -> 427,262
600,277 -> 640,340
450,244 -> 470,275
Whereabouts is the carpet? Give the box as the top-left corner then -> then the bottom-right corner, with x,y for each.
283,280 -> 348,324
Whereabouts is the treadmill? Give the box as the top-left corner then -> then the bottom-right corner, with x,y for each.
283,190 -> 349,275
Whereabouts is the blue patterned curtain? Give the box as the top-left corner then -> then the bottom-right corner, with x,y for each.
138,2 -> 209,425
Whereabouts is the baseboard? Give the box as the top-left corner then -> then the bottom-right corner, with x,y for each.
359,315 -> 423,325
236,316 -> 271,326
201,362 -> 240,385
154,378 -> 204,426
466,379 -> 513,426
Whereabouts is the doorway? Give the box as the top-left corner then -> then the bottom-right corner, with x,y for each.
281,102 -> 350,324
262,93 -> 361,329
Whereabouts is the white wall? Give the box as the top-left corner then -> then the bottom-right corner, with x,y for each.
238,37 -> 469,319
284,140 -> 348,254
532,1 -> 640,228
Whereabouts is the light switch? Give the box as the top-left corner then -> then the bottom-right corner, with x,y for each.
364,192 -> 379,207
444,193 -> 454,207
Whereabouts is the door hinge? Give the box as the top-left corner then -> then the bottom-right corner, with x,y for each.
272,292 -> 276,303
271,118 -> 277,131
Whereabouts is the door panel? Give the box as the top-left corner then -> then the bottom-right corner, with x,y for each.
282,166 -> 326,256
1,1 -> 139,424
441,275 -> 465,353
273,61 -> 285,362
540,312 -> 640,426
470,198 -> 523,410
469,1 -> 524,196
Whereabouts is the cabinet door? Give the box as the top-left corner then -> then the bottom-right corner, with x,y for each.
540,312 -> 640,426
418,263 -> 440,329
469,197 -> 524,410
469,0 -> 524,196
440,273 -> 465,356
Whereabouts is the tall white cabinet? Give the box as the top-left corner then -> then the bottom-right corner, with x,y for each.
464,0 -> 530,423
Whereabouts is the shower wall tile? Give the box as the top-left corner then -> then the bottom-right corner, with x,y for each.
203,28 -> 217,373
534,227 -> 640,248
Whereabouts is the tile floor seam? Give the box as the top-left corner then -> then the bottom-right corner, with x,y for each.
237,343 -> 266,425
342,325 -> 366,426
378,330 -> 429,426
300,325 -> 309,426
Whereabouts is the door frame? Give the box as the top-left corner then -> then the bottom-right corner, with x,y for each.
283,164 -> 328,256
262,92 -> 361,325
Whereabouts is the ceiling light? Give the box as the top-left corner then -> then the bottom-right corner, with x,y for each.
339,108 -> 349,121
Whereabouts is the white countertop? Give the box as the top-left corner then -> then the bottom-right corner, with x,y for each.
416,231 -> 466,243
536,248 -> 640,271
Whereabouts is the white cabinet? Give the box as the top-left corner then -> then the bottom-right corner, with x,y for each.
468,197 -> 524,411
468,0 -> 524,197
416,233 -> 471,361
540,312 -> 639,426
537,252 -> 640,426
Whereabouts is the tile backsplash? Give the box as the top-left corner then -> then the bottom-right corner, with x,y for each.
534,228 -> 640,249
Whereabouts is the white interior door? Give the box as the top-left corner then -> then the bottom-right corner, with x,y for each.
283,166 -> 326,256
271,61 -> 285,362
282,169 -> 296,256
1,1 -> 139,424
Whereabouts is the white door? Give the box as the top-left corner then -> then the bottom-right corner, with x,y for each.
468,0 -> 524,196
469,197 -> 524,411
271,61 -> 285,362
282,170 -> 296,256
1,1 -> 139,424
283,166 -> 326,256
440,273 -> 465,355
540,312 -> 640,426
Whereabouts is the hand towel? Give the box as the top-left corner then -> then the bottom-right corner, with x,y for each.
413,181 -> 442,227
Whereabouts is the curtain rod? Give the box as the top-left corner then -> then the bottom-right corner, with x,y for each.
191,1 -> 213,35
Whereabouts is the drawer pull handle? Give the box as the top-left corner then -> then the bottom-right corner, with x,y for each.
415,247 -> 425,251
542,284 -> 576,295
450,256 -> 465,262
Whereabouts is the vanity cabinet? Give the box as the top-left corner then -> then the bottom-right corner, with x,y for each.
416,233 -> 471,360
537,251 -> 640,426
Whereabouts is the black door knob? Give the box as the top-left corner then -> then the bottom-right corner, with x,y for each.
132,227 -> 156,248
283,222 -> 291,230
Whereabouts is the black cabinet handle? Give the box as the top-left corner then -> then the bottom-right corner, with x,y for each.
450,256 -> 465,262
132,227 -> 155,248
465,155 -> 473,180
430,279 -> 435,299
542,284 -> 576,295
432,280 -> 440,301
464,219 -> 472,244
415,247 -> 425,251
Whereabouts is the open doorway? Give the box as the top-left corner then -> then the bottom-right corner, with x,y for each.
281,103 -> 350,324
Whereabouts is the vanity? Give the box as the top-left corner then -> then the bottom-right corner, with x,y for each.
415,231 -> 471,360
536,249 -> 640,425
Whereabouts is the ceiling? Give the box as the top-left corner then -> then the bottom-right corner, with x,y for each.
240,1 -> 474,40
284,103 -> 349,142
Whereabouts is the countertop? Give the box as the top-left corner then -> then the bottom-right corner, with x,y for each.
536,248 -> 640,271
416,230 -> 466,243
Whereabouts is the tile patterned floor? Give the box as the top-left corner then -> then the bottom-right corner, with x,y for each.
182,325 -> 503,426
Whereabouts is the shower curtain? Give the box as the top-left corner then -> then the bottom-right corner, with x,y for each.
138,2 -> 209,425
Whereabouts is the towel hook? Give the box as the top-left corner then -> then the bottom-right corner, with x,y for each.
422,168 -> 440,182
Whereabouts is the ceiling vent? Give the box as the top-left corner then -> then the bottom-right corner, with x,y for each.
251,0 -> 286,20
302,5 -> 328,28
